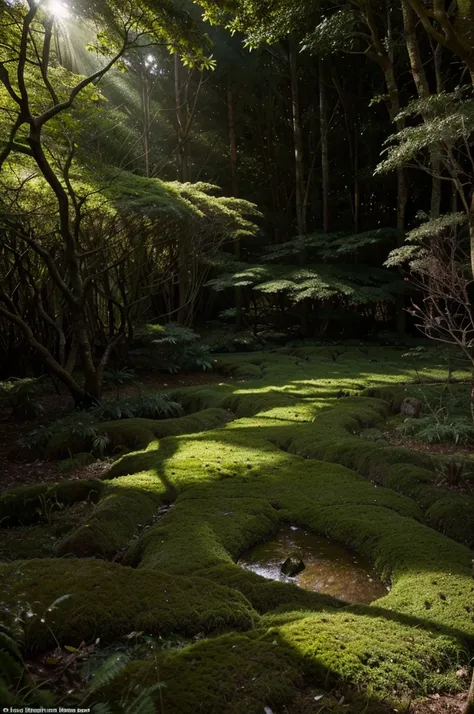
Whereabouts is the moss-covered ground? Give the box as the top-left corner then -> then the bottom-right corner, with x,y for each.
1,346 -> 474,712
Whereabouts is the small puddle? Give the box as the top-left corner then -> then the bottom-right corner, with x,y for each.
238,526 -> 389,604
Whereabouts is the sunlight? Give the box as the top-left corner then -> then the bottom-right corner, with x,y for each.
47,0 -> 70,18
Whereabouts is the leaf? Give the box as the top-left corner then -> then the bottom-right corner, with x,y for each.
87,653 -> 130,694
64,645 -> 79,653
127,684 -> 165,714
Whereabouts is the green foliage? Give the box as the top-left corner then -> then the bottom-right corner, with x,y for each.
84,652 -> 165,714
131,324 -> 215,373
3,349 -> 474,712
0,480 -> 103,526
91,393 -> 183,421
57,452 -> 97,473
18,392 -> 184,458
207,260 -> 405,305
0,378 -> 44,421
263,229 -> 400,263
385,213 -> 467,268
398,415 -> 474,445
103,368 -> 137,399
87,652 -> 131,694
302,8 -> 362,56
377,91 -> 474,175
0,619 -> 54,707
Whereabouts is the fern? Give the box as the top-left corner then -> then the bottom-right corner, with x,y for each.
0,377 -> 45,421
398,415 -> 474,445
127,684 -> 165,714
86,656 -> 165,714
91,703 -> 113,714
86,653 -> 130,695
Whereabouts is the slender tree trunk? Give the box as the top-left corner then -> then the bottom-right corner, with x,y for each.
383,65 -> 407,331
319,58 -> 329,233
289,34 -> 309,336
227,78 -> 243,329
174,53 -> 188,182
354,120 -> 360,233
469,191 -> 474,278
402,0 -> 441,217
289,34 -> 306,236
175,54 -> 189,323
141,69 -> 151,178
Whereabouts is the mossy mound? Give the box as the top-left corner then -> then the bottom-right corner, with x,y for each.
55,487 -> 160,558
57,452 -> 96,473
99,632 -> 303,714
279,396 -> 474,547
0,479 -> 103,526
0,501 -> 94,561
0,559 -> 257,652
44,407 -> 233,458
98,612 -> 464,714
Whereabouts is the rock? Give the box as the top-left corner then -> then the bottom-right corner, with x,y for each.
281,557 -> 305,577
400,397 -> 422,418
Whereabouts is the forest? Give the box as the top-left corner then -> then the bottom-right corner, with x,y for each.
1,0 -> 474,712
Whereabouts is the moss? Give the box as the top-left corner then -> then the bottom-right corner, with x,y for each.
44,408 -> 233,458
55,487 -> 160,558
273,610 -> 465,695
0,501 -> 94,561
100,612 -> 464,713
0,559 -> 257,652
233,363 -> 263,379
124,493 -> 280,572
101,632 -> 303,714
3,348 -> 474,711
200,563 -> 343,614
0,480 -> 103,527
280,397 -> 474,547
57,452 -> 96,473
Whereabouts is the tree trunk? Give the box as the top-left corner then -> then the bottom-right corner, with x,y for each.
227,78 -> 243,329
380,49 -> 407,333
402,0 -> 441,218
319,57 -> 330,233
141,68 -> 151,178
174,53 -> 188,182
289,34 -> 308,336
289,34 -> 306,236
469,191 -> 474,279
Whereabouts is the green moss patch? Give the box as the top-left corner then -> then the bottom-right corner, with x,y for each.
0,480 -> 103,527
0,501 -> 94,562
0,559 -> 257,652
44,408 -> 233,458
100,632 -> 303,714
55,487 -> 160,558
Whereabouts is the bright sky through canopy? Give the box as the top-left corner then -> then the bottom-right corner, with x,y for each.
47,0 -> 70,18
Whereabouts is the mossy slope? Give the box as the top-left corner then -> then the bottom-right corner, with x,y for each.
0,559 -> 257,651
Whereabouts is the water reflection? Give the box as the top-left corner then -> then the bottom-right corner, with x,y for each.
238,526 -> 389,604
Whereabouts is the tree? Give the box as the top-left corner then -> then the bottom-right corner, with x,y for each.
0,0 -> 250,404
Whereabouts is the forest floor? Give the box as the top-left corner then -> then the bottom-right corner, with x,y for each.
1,346 -> 474,714
0,371 -> 222,493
